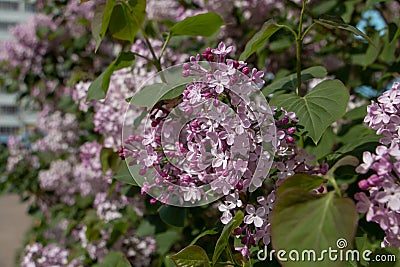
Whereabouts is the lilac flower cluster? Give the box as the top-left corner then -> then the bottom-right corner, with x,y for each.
6,135 -> 39,172
2,1 -> 160,265
34,111 -> 80,155
355,82 -> 400,247
123,42 -> 276,206
75,225 -> 156,265
0,0 -> 113,110
219,108 -> 328,257
38,141 -> 110,206
0,14 -> 55,80
364,82 -> 400,146
21,243 -> 81,267
72,39 -> 186,149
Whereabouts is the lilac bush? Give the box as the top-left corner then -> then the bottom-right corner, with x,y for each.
0,0 -> 399,266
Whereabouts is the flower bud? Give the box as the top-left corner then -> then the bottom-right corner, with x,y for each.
285,135 -> 294,143
236,181 -> 244,190
358,179 -> 370,190
232,227 -> 243,236
286,126 -> 296,134
368,174 -> 381,186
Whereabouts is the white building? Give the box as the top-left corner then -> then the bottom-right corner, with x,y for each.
0,0 -> 35,144
0,0 -> 35,41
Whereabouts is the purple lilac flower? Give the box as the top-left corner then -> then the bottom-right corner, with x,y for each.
21,243 -> 80,267
355,82 -> 400,247
219,107 -> 328,256
123,42 -> 274,207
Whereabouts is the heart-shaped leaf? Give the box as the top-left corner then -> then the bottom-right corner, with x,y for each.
109,0 -> 146,42
270,79 -> 349,144
276,174 -> 326,197
271,191 -> 358,267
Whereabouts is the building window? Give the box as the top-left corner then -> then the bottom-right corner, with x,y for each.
0,21 -> 15,32
0,126 -> 19,135
24,2 -> 35,12
0,1 -> 19,11
0,105 -> 18,114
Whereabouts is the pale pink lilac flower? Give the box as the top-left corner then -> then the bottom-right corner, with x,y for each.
355,82 -> 400,247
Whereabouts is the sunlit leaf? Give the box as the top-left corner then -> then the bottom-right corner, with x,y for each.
170,12 -> 223,37
169,245 -> 211,267
271,191 -> 358,267
270,79 -> 349,144
239,20 -> 284,61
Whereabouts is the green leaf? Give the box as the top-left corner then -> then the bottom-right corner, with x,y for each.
91,0 -> 116,52
109,0 -> 146,42
133,109 -> 147,129
311,0 -> 338,16
160,84 -> 186,101
263,66 -> 327,96
271,191 -> 358,267
342,0 -> 358,23
239,20 -> 284,61
355,234 -> 377,266
100,148 -> 120,173
169,245 -> 211,267
315,16 -> 375,46
343,105 -> 368,120
113,163 -> 138,186
305,126 -> 336,160
136,220 -> 156,237
337,125 -> 380,154
131,83 -> 168,108
93,252 -> 131,267
276,174 -> 326,197
86,51 -> 135,101
92,4 -> 105,52
380,23 -> 400,62
326,155 -> 359,178
101,0 -> 116,37
159,205 -> 187,227
351,34 -> 381,68
108,220 -> 129,247
169,12 -> 223,37
155,230 -> 181,255
87,72 -> 106,101
130,66 -> 192,108
212,211 -> 244,265
270,79 -> 349,144
102,51 -> 135,92
190,229 -> 219,246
